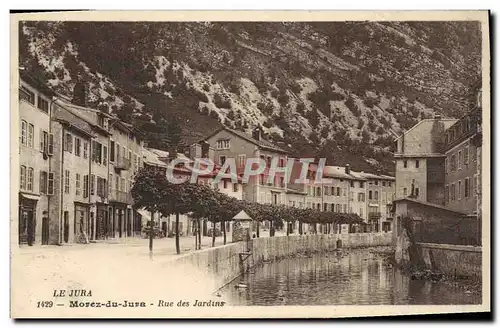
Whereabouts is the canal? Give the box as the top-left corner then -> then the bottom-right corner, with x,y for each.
223,247 -> 481,305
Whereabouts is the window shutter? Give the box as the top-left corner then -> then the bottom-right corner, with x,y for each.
39,130 -> 44,152
90,174 -> 95,195
110,141 -> 115,162
47,172 -> 54,195
48,134 -> 54,155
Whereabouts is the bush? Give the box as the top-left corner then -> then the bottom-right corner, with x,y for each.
214,93 -> 231,109
296,102 -> 306,115
193,88 -> 209,103
290,81 -> 302,94
202,83 -> 210,92
363,97 -> 379,109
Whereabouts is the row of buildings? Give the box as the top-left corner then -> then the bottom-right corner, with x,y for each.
18,73 -> 143,245
17,72 -> 396,246
392,80 -> 483,245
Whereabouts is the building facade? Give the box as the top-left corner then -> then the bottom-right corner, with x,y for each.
17,73 -> 145,245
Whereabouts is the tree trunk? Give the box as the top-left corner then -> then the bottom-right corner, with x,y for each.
175,213 -> 180,255
212,221 -> 216,247
313,223 -> 317,234
222,220 -> 227,245
256,220 -> 260,238
197,220 -> 202,249
286,221 -> 290,236
299,221 -> 303,235
270,220 -> 274,237
149,211 -> 154,259
194,219 -> 198,250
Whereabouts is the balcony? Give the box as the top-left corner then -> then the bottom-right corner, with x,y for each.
114,157 -> 131,172
109,190 -> 134,204
368,212 -> 382,220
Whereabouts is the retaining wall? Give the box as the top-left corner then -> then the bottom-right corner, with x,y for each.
416,242 -> 482,279
171,232 -> 393,290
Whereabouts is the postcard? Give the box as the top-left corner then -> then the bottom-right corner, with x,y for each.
10,10 -> 490,319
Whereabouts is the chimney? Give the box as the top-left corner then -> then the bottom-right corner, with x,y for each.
201,141 -> 210,158
434,114 -> 442,120
73,79 -> 87,107
345,164 -> 350,174
252,126 -> 262,141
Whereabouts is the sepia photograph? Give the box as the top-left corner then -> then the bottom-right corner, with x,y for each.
9,10 -> 490,318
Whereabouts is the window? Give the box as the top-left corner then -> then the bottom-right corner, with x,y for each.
37,95 -> 49,113
458,151 -> 462,170
358,193 -> 365,202
382,181 -> 386,187
109,174 -> 113,193
103,146 -> 108,166
458,180 -> 462,200
360,206 -> 363,217
47,173 -> 54,195
27,168 -> 33,191
472,174 -> 479,197
216,139 -> 230,149
403,188 -> 407,196
464,146 -> 469,165
343,204 -> 347,213
110,141 -> 115,162
403,160 -> 407,168
450,184 -> 456,201
317,187 -> 321,197
64,170 -> 70,194
369,190 -> 373,200
97,143 -> 103,164
115,143 -> 120,160
233,183 -> 238,192
20,86 -> 35,104
330,186 -> 334,195
415,160 -> 419,168
75,138 -> 81,157
280,177 -> 285,188
39,171 -> 48,194
445,158 -> 448,174
343,188 -> 346,196
465,178 -> 470,198
375,180 -> 379,186
83,175 -> 89,198
21,120 -> 27,146
90,174 -> 95,195
222,179 -> 228,189
336,187 -> 341,196
336,204 -> 342,212
350,181 -> 354,188
116,176 -> 120,191
324,186 -> 329,196
83,142 -> 88,159
219,156 -> 226,166
374,191 -> 379,200
27,124 -> 34,148
237,154 -> 246,167
20,165 -> 26,190
445,185 -> 449,203
360,182 -> 364,188
451,154 -> 457,171
65,133 -> 73,153
76,173 -> 81,196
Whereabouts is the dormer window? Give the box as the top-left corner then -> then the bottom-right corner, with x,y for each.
216,139 -> 230,150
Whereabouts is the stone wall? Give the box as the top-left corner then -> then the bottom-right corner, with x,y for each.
170,232 -> 393,291
417,242 -> 482,279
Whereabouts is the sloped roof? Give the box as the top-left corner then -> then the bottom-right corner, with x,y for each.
394,119 -> 458,141
52,104 -> 94,137
142,147 -> 168,168
200,127 -> 289,154
393,197 -> 468,215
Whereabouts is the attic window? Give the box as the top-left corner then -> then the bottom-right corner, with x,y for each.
216,139 -> 230,150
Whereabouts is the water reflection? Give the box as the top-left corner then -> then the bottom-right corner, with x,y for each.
224,248 -> 480,306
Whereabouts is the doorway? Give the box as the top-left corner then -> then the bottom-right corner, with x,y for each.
42,217 -> 49,245
19,206 -> 35,245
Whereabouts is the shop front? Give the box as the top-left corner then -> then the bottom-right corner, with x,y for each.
19,193 -> 40,245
